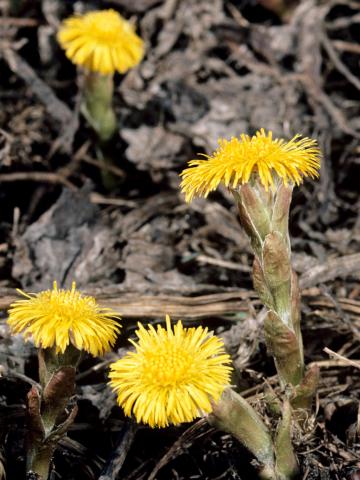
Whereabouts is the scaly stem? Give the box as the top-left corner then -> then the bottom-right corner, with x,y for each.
26,346 -> 80,479
209,389 -> 277,478
210,389 -> 299,479
233,182 -> 304,388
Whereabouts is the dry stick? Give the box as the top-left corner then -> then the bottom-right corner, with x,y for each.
0,290 -> 256,319
122,460 -> 152,480
58,437 -> 105,479
1,368 -> 41,390
90,192 -> 138,208
148,418 -> 208,480
240,357 -> 360,401
332,40 -> 360,54
323,347 -> 360,370
196,254 -> 251,272
0,17 -> 38,26
299,253 -> 360,289
0,172 -> 77,191
0,248 -> 359,318
1,47 -> 72,125
325,11 -> 360,31
320,284 -> 360,341
1,290 -> 360,321
321,32 -> 360,92
81,154 -> 126,179
308,296 -> 360,316
300,73 -> 360,139
0,450 -> 5,480
296,1 -> 360,139
98,421 -> 138,480
0,46 -> 78,153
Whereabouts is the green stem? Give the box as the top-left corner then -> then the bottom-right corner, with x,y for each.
210,390 -> 300,479
83,71 -> 117,142
26,346 -> 80,479
209,389 -> 277,478
27,445 -> 54,480
82,72 -> 121,189
233,184 -> 305,388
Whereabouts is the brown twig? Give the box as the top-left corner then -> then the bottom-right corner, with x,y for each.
299,253 -> 360,289
0,46 -> 78,153
0,17 -> 38,27
332,40 -> 360,54
324,347 -> 360,369
320,284 -> 360,340
321,33 -> 360,92
98,421 -> 138,480
1,287 -> 360,322
90,193 -> 138,208
196,254 -> 251,272
148,418 -> 209,480
81,154 -> 126,179
0,172 -> 77,191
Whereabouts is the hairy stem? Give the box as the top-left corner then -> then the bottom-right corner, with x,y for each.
26,347 -> 80,479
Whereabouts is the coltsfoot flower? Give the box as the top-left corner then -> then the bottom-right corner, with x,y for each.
7,281 -> 121,356
180,129 -> 321,201
109,316 -> 232,428
57,9 -> 144,75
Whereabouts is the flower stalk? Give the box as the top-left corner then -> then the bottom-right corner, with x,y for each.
7,282 -> 121,479
233,182 -> 304,388
233,180 -> 320,410
180,129 -> 322,479
82,71 -> 117,143
26,346 -> 80,479
57,8 -> 144,188
209,389 -> 276,479
82,71 -> 119,189
209,389 -> 299,480
180,130 -> 321,400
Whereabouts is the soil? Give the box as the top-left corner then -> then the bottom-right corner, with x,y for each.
0,0 -> 359,479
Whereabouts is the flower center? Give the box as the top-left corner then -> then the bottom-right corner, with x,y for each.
141,346 -> 194,387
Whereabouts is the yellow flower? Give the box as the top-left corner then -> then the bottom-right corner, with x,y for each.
7,281 -> 121,356
57,9 -> 144,75
109,315 -> 232,428
180,129 -> 321,202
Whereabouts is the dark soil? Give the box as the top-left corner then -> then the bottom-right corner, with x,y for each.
0,0 -> 359,479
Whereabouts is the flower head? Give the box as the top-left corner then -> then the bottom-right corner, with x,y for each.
57,9 -> 144,75
7,281 -> 121,356
180,129 -> 321,202
109,316 -> 232,428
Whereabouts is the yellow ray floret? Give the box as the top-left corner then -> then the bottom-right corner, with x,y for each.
180,129 -> 321,202
57,9 -> 144,75
7,281 -> 121,356
109,315 -> 232,428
